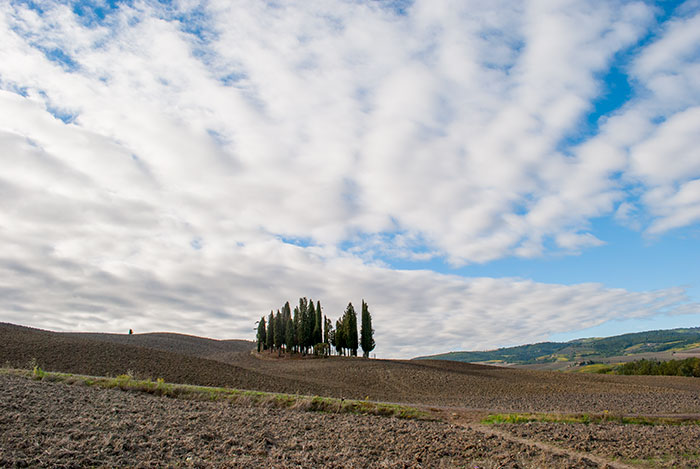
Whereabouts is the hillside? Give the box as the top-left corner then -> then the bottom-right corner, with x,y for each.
415,327 -> 700,369
61,330 -> 254,362
0,322 -> 300,392
3,322 -> 700,415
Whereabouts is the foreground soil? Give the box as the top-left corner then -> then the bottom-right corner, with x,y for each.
1,374 -> 602,468
497,422 -> 700,468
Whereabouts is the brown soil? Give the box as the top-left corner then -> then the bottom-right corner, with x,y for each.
496,422 -> 700,468
237,353 -> 700,414
4,323 -> 700,467
0,323 -> 308,392
62,330 -> 254,358
0,374 -> 599,468
3,323 -> 700,415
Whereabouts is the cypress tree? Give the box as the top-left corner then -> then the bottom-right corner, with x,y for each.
311,301 -> 320,346
334,318 -> 344,355
299,297 -> 309,354
256,316 -> 266,352
328,327 -> 336,355
360,300 -> 375,358
316,300 -> 323,344
324,315 -> 333,356
305,299 -> 315,351
282,301 -> 294,353
274,309 -> 283,354
293,306 -> 301,354
285,315 -> 295,353
266,310 -> 274,352
323,315 -> 331,345
345,302 -> 358,356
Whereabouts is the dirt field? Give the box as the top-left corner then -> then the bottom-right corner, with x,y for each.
234,353 -> 700,414
0,323 -> 311,392
4,323 -> 700,415
4,322 -> 700,467
496,422 -> 700,468
0,374 -> 599,468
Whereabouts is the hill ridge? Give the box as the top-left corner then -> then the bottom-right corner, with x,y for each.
415,326 -> 700,369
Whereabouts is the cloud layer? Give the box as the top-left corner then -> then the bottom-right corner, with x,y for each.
0,0 -> 698,356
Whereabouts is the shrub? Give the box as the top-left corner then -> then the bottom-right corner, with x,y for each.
32,365 -> 46,380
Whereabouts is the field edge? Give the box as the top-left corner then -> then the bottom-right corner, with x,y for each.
0,367 -> 430,421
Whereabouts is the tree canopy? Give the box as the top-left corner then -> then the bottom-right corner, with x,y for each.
360,300 -> 375,358
255,298 -> 375,358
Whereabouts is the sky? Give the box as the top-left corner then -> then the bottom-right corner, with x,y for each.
0,0 -> 699,358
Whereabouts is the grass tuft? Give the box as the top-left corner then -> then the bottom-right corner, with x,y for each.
32,365 -> 46,380
482,412 -> 700,426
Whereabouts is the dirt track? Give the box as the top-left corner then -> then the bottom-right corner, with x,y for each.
0,374 -> 600,468
497,422 -> 700,468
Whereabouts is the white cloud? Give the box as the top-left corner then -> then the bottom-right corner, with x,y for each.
3,0 -> 657,263
588,7 -> 700,236
0,1 -> 698,356
0,216 -> 693,358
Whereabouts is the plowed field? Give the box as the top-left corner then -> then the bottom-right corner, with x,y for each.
3,323 -> 700,415
0,374 -> 599,468
497,422 -> 700,468
3,322 -> 700,467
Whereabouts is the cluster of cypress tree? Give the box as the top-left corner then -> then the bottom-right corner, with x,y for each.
256,298 -> 375,358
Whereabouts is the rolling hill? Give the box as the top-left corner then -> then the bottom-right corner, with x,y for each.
3,322 -> 700,415
61,330 -> 254,362
415,327 -> 700,370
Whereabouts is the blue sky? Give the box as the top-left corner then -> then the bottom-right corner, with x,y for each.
0,0 -> 699,357
388,217 -> 700,343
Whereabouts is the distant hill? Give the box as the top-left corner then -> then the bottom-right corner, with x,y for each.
61,330 -> 254,362
0,322 -> 285,390
415,327 -> 700,369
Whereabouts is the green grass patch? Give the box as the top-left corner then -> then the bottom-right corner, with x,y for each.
570,363 -> 615,374
481,412 -> 700,426
0,367 -> 429,420
617,452 -> 700,466
32,365 -> 46,380
674,341 -> 700,351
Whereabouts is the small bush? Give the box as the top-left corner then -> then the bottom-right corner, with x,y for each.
115,373 -> 133,389
32,365 -> 46,380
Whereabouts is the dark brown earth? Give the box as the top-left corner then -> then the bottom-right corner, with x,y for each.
3,322 -> 700,414
0,323 -> 310,392
497,422 -> 700,468
62,330 -> 254,359
4,322 -> 700,468
0,374 -> 598,468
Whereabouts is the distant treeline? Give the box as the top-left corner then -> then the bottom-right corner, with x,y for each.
418,327 -> 700,364
584,329 -> 700,357
256,298 -> 375,358
612,357 -> 700,377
